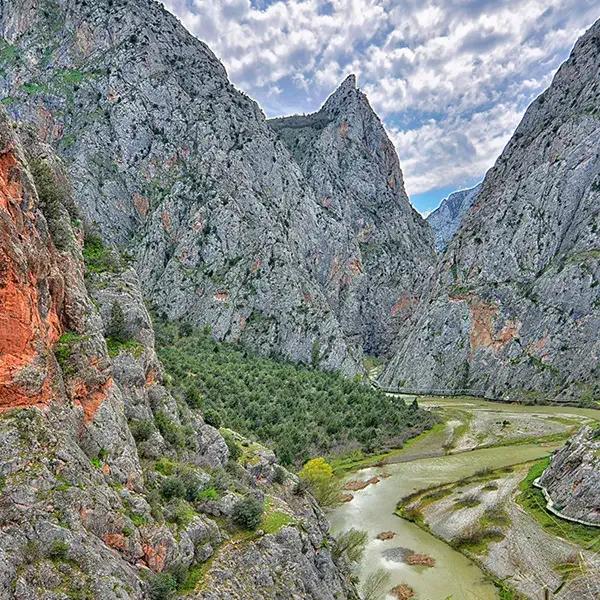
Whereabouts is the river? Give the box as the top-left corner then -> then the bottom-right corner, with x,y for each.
328,398 -> 600,600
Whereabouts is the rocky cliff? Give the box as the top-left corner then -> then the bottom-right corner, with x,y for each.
539,426 -> 600,525
381,19 -> 600,405
426,183 -> 482,252
269,75 -> 435,355
0,110 -> 358,599
0,0 -> 434,370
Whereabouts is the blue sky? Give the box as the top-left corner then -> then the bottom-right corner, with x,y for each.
163,0 -> 598,214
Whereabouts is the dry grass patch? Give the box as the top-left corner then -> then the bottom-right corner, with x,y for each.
390,584 -> 415,599
406,553 -> 435,567
453,493 -> 481,510
451,523 -> 505,555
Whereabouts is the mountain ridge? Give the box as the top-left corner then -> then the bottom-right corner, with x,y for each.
380,18 -> 600,405
426,183 -> 482,252
0,0 -> 434,369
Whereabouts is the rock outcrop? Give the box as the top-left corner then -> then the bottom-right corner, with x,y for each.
0,110 -> 358,599
426,183 -> 482,252
269,75 -> 435,354
539,426 -> 600,525
381,19 -> 600,405
0,0 -> 434,370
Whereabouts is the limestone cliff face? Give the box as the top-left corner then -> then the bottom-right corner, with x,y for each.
0,114 -> 62,410
269,75 -> 435,355
426,183 -> 482,252
0,0 -> 434,370
0,111 -> 358,599
539,427 -> 600,524
381,20 -> 600,405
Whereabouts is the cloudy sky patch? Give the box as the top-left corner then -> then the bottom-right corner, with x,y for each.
162,0 -> 598,213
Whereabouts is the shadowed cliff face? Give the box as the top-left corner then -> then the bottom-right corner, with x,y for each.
0,0 -> 435,371
381,19 -> 600,405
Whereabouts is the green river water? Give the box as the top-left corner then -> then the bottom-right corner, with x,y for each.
328,399 -> 600,600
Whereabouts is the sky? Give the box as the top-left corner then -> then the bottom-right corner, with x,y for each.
162,0 -> 598,214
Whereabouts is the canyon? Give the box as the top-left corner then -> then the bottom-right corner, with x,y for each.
0,1 -> 599,599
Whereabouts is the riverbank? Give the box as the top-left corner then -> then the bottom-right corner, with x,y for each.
330,394 -> 595,477
327,396 -> 600,600
397,459 -> 600,599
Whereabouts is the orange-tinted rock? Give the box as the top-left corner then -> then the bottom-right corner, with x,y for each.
69,376 -> 114,423
103,532 -> 127,551
391,294 -> 416,317
0,139 -> 62,411
406,553 -> 435,567
142,542 -> 168,573
132,192 -> 149,218
390,584 -> 415,600
468,298 -> 520,352
348,258 -> 363,275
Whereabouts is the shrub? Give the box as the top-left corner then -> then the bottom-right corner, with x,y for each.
161,477 -> 186,500
272,465 -> 286,485
54,331 -> 83,374
221,430 -> 242,462
203,408 -> 222,429
231,496 -> 264,530
106,302 -> 127,342
166,499 -> 196,528
361,568 -> 391,600
298,457 -> 340,507
29,158 -> 76,249
196,486 -> 220,502
83,233 -> 119,273
47,539 -> 69,561
179,321 -> 193,337
184,386 -> 203,409
130,419 -> 154,442
179,468 -> 205,502
148,572 -> 177,600
332,528 -> 368,563
210,468 -> 231,492
154,411 -> 186,448
155,457 -> 177,476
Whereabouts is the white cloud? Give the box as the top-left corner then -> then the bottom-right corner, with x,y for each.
162,0 -> 598,197
390,102 -> 523,195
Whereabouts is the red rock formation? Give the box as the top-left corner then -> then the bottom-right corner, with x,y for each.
0,114 -> 112,423
0,130 -> 63,410
468,298 -> 520,352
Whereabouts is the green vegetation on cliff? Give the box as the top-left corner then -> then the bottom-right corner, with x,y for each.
155,319 -> 434,465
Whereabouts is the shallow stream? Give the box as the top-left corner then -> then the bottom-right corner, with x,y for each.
328,399 -> 600,600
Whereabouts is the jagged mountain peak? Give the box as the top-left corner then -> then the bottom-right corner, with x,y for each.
325,73 -> 357,103
268,77 -> 435,355
381,18 -> 600,404
321,73 -> 373,120
0,0 -> 435,370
